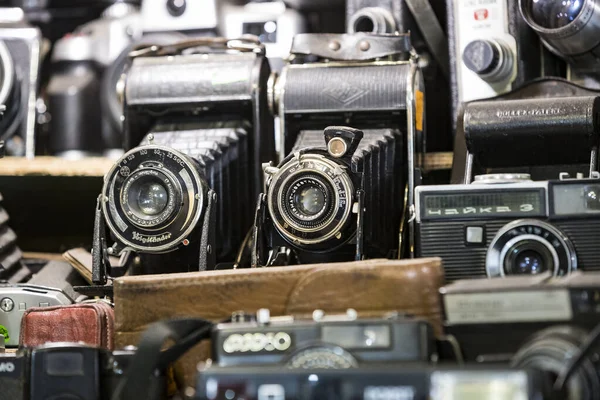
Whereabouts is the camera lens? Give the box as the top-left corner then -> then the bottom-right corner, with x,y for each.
513,249 -> 545,274
295,185 -> 326,217
282,173 -> 335,230
136,181 -> 168,216
504,239 -> 554,276
527,0 -> 584,29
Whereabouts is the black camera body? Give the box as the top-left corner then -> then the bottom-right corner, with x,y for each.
92,38 -> 275,282
253,126 -> 404,266
211,308 -> 435,369
0,11 -> 43,157
442,272 -> 600,399
268,33 -> 424,262
196,364 -> 554,400
0,343 -> 163,400
416,175 -> 600,282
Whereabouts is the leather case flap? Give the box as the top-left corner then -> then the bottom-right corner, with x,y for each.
19,302 -> 115,350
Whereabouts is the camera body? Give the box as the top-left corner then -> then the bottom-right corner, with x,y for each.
446,0 -> 556,133
0,343 -> 164,400
270,33 -> 424,260
45,3 -> 141,158
220,1 -> 306,70
442,272 -> 600,399
415,175 -> 600,282
0,9 -> 43,157
254,126 -> 404,266
92,38 -> 275,281
211,308 -> 435,368
196,364 -> 554,400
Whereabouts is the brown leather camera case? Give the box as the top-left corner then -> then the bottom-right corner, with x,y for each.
20,302 -> 114,350
114,258 -> 444,386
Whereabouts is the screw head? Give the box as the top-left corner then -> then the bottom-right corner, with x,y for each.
0,298 -> 14,312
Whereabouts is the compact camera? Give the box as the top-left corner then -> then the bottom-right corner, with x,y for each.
211,308 -> 435,369
442,272 -> 600,400
416,174 -> 600,282
0,343 -> 165,400
268,33 -> 424,260
220,0 -> 306,70
44,3 -> 141,159
0,8 -> 43,157
140,0 -> 218,34
519,0 -> 600,89
196,364 -> 554,400
91,37 -> 275,282
253,126 -> 405,266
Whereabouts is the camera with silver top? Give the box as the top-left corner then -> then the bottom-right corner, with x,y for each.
211,308 -> 435,369
0,8 -> 43,157
44,2 -> 141,158
91,37 -> 275,284
252,125 -> 405,267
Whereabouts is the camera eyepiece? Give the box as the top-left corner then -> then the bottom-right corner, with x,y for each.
348,7 -> 397,34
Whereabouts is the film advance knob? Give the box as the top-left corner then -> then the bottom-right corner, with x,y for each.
462,39 -> 512,83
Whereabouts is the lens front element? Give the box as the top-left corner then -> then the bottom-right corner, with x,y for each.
136,180 -> 169,216
296,185 -> 325,216
528,0 -> 584,29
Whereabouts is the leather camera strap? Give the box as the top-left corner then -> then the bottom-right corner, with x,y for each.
111,318 -> 215,400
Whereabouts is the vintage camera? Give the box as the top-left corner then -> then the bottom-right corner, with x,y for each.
211,308 -> 435,368
0,261 -> 85,347
91,37 -> 275,283
0,8 -> 43,157
442,272 -> 600,399
253,126 -> 405,266
220,1 -> 306,70
196,364 -> 554,400
415,173 -> 600,282
0,343 -> 165,400
268,33 -> 424,258
446,0 -> 562,134
519,0 -> 600,89
44,2 -> 141,159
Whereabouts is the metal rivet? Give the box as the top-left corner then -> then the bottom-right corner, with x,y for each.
329,40 -> 341,51
0,298 -> 14,312
359,40 -> 371,51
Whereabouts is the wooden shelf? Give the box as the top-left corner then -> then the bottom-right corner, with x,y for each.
0,156 -> 113,177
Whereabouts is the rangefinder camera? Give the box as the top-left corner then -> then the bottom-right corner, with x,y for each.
253,126 -> 405,266
92,37 -> 275,282
442,271 -> 600,399
0,8 -> 43,157
0,343 -> 165,400
415,174 -> 600,282
211,308 -> 435,369
196,364 -> 554,400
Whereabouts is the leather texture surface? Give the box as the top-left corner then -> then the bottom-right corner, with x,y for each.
114,258 -> 443,386
19,302 -> 114,350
